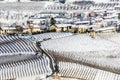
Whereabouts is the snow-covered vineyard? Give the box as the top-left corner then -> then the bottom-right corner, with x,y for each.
0,35 -> 37,55
0,34 -> 55,80
33,32 -> 73,41
0,55 -> 53,80
0,32 -> 120,80
59,62 -> 120,80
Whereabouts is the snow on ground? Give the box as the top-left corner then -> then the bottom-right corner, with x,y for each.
97,32 -> 120,44
0,54 -> 36,65
41,34 -> 120,52
59,62 -> 120,80
41,33 -> 120,74
1,32 -> 120,80
0,55 -> 53,80
0,37 -> 37,54
33,32 -> 73,41
17,76 -> 80,80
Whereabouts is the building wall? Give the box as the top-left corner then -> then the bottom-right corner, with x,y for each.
115,6 -> 120,12
0,29 -> 17,34
0,27 -> 41,35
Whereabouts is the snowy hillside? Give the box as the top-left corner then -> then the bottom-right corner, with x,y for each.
41,33 -> 120,74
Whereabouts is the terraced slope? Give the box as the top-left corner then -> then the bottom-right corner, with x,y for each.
41,34 -> 120,76
0,35 -> 37,55
0,55 -> 53,80
0,34 -> 56,80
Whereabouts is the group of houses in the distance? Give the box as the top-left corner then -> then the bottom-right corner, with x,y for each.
0,0 -> 120,35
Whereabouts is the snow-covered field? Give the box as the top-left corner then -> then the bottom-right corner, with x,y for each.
33,32 -> 73,42
0,35 -> 37,55
59,62 -> 120,80
1,32 -> 120,80
41,33 -> 120,75
97,32 -> 120,44
0,55 -> 53,80
41,34 -> 120,52
0,34 -> 55,80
